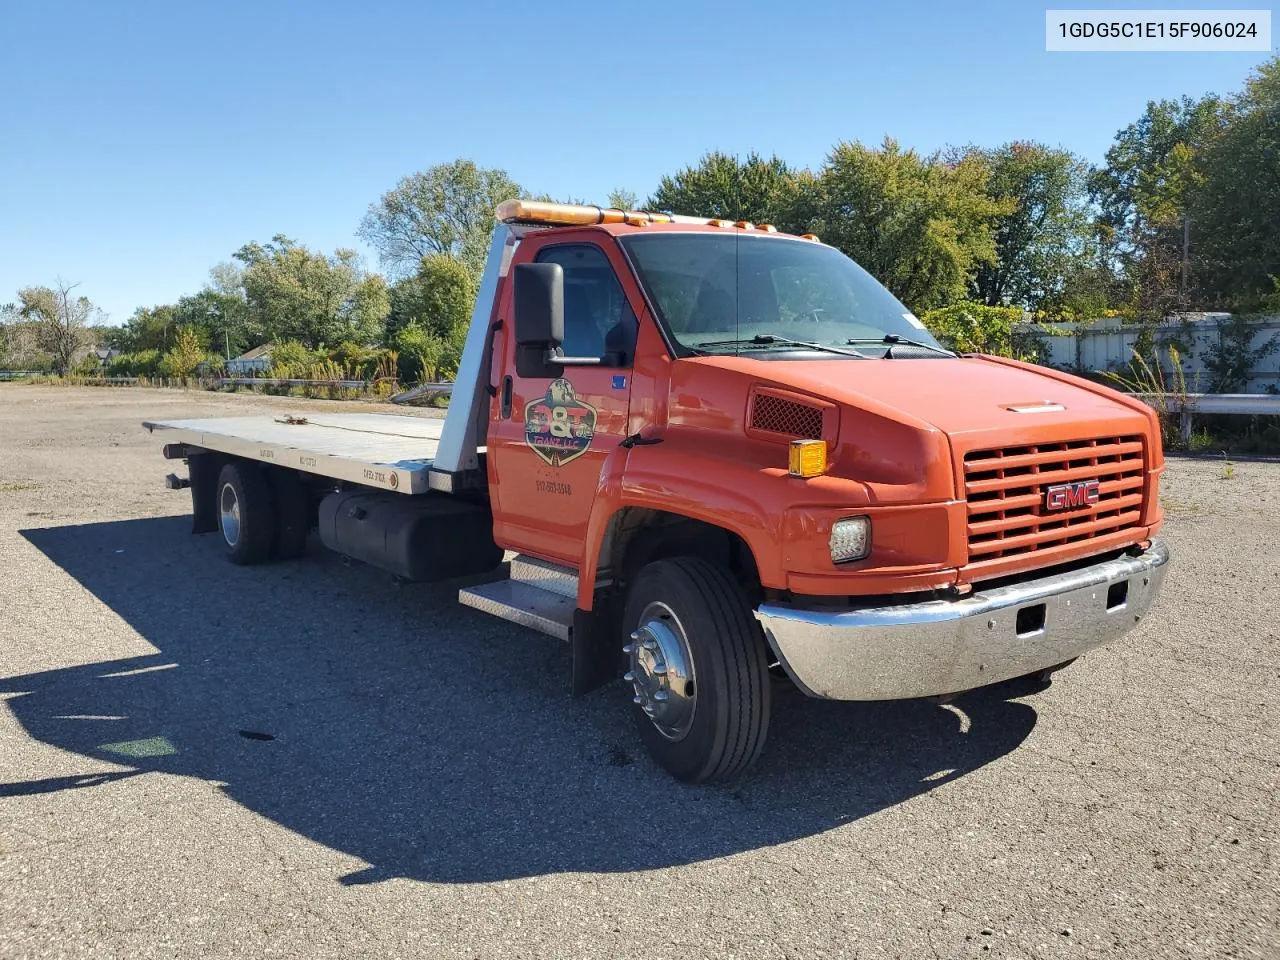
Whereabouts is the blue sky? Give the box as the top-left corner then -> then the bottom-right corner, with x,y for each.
1,0 -> 1272,326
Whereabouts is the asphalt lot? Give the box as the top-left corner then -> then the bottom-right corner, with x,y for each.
1,384 -> 1276,960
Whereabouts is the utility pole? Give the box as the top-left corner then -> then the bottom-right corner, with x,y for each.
1180,215 -> 1191,308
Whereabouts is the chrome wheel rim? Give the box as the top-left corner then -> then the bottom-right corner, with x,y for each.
219,482 -> 241,547
625,601 -> 696,741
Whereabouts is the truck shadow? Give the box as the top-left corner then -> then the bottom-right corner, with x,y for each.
8,517 -> 1039,884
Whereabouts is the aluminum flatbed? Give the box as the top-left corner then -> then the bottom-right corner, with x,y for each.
143,413 -> 446,494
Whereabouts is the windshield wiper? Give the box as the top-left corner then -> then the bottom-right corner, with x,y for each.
845,334 -> 955,358
694,334 -> 867,359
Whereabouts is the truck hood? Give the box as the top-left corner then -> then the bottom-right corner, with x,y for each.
729,355 -> 1151,443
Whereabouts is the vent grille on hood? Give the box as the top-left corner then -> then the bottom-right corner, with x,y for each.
750,393 -> 823,439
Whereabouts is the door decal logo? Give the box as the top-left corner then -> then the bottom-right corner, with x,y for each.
524,378 -> 597,467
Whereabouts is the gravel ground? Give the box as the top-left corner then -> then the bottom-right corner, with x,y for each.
0,384 -> 1276,960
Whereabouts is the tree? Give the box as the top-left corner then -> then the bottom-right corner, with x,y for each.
15,282 -> 101,374
386,254 -> 476,340
647,151 -> 807,228
160,326 -> 206,378
814,140 -> 1010,311
1189,56 -> 1280,305
234,235 -> 390,348
116,304 -> 178,353
173,289 -> 255,359
1091,95 -> 1227,315
959,142 -> 1093,310
607,188 -> 638,211
358,160 -> 524,279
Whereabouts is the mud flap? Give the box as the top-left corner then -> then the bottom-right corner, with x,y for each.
571,602 -> 622,696
187,451 -> 222,535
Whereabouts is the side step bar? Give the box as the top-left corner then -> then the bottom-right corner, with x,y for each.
458,555 -> 578,641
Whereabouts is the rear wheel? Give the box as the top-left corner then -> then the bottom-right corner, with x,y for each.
217,462 -> 274,565
622,557 -> 771,782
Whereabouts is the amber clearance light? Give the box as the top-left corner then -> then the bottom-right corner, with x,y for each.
788,439 -> 827,478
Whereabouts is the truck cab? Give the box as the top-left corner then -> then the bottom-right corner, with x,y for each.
147,200 -> 1170,782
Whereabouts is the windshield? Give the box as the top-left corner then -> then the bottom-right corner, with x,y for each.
618,233 -> 945,357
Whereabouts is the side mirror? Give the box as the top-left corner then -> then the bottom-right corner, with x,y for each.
514,263 -> 564,348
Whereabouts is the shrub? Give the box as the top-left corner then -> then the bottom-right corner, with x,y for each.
160,326 -> 205,379
392,323 -> 448,383
268,340 -> 320,378
920,301 -> 1043,360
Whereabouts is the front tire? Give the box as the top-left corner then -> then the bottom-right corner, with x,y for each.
217,462 -> 275,565
622,557 -> 771,782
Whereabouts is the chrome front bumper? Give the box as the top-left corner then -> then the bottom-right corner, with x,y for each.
755,540 -> 1170,701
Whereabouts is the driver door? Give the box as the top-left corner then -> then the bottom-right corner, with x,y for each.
487,238 -> 639,563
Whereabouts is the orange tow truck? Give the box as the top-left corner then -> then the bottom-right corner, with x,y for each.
146,199 -> 1170,781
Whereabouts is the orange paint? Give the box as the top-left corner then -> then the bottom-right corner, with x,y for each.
483,220 -> 1164,609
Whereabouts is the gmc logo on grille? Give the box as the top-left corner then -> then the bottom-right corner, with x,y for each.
1045,480 -> 1100,511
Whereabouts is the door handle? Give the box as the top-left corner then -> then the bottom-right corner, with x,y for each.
500,376 -> 513,419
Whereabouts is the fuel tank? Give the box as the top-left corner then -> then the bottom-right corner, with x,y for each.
318,490 -> 503,582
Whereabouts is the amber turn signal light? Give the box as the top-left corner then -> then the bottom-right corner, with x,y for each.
788,439 -> 827,478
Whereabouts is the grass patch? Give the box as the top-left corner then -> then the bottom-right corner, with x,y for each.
0,480 -> 39,492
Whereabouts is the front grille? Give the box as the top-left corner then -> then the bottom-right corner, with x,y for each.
750,393 -> 823,439
964,435 -> 1146,560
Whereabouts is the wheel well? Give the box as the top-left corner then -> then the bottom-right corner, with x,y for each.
596,508 -> 762,603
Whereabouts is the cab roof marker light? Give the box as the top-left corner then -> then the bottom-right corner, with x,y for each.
800,233 -> 821,242
495,199 -> 796,234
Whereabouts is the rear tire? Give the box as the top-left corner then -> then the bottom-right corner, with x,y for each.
622,557 -> 771,782
217,462 -> 275,565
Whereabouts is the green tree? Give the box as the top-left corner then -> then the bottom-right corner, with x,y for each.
647,151 -> 807,228
387,254 -> 476,340
358,160 -> 525,278
173,289 -> 256,359
160,326 -> 206,378
15,282 -> 101,374
1189,56 -> 1280,305
1092,95 -> 1226,315
234,235 -> 390,348
117,304 -> 179,353
607,188 -> 639,211
959,142 -> 1093,310
814,140 -> 1010,311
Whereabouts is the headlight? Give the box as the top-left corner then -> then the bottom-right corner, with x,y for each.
829,516 -> 871,563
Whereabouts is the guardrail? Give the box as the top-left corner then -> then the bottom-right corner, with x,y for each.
1139,392 -> 1280,439
215,377 -> 370,389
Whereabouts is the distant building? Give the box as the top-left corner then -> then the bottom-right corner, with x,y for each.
226,345 -> 272,375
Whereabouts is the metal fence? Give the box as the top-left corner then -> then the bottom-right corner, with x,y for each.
1023,315 -> 1280,392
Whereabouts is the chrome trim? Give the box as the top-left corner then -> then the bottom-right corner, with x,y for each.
219,481 -> 240,547
755,540 -> 1170,701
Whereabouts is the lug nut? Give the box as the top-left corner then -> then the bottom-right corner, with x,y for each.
623,671 -> 635,683
653,690 -> 669,702
622,643 -> 635,655
629,631 -> 641,641
651,663 -> 667,676
633,695 -> 644,705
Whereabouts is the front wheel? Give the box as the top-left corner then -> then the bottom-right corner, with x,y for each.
622,557 -> 771,782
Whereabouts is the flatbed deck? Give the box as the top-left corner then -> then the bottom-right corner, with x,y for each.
143,413 -> 445,494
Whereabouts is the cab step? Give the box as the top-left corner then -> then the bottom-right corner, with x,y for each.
457,555 -> 578,640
